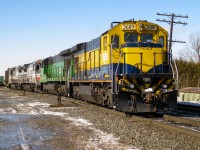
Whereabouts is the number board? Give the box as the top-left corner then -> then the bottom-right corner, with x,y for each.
144,25 -> 157,30
122,24 -> 135,30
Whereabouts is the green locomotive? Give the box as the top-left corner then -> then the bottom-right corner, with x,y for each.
0,76 -> 4,86
40,54 -> 65,94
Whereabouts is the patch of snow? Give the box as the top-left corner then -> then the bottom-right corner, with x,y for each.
27,102 -> 50,107
66,117 -> 93,126
15,102 -> 68,117
88,129 -> 119,144
18,124 -> 30,150
178,125 -> 200,132
20,144 -> 30,150
42,110 -> 67,116
3,96 -> 138,149
0,108 -> 17,114
29,111 -> 38,115
65,116 -> 139,150
85,127 -> 139,150
17,104 -> 68,116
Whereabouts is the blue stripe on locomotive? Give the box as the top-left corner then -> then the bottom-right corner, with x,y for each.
72,62 -> 171,81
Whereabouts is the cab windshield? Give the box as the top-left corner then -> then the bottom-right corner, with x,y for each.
124,32 -> 138,43
123,32 -> 162,48
140,34 -> 153,42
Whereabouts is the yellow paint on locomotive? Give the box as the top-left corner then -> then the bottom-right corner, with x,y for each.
73,20 -> 168,77
107,20 -> 168,73
101,34 -> 110,66
121,47 -> 164,72
74,48 -> 101,75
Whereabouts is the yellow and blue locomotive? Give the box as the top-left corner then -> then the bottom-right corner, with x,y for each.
60,19 -> 178,113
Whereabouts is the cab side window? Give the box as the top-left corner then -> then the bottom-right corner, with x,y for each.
103,36 -> 107,50
111,35 -> 119,48
159,36 -> 164,47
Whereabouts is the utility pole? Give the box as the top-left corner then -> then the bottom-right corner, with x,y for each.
156,13 -> 188,58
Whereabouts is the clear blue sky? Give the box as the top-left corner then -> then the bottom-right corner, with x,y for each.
1,0 -> 200,76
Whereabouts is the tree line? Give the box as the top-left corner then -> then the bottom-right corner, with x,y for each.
176,32 -> 200,88
176,59 -> 200,88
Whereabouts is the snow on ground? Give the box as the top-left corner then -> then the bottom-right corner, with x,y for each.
42,105 -> 136,149
67,117 -> 93,126
41,110 -> 67,116
16,102 -> 68,116
0,108 -> 17,114
66,115 -> 138,149
26,102 -> 50,107
1,98 -> 139,150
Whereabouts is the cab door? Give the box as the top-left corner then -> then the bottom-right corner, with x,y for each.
158,30 -> 168,63
101,34 -> 110,75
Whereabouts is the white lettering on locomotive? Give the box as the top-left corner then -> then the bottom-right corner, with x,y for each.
144,25 -> 157,30
122,24 -> 135,30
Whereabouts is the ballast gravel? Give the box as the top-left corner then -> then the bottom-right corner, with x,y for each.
0,87 -> 200,150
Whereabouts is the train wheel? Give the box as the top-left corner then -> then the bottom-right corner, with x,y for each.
104,89 -> 112,108
125,112 -> 132,117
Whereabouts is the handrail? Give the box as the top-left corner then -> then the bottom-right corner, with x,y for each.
115,52 -> 123,76
169,53 -> 175,79
171,54 -> 179,89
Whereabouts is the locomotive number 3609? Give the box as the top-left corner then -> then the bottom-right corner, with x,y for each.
122,24 -> 135,30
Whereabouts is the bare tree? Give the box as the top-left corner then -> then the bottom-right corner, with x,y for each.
189,32 -> 200,62
178,32 -> 200,62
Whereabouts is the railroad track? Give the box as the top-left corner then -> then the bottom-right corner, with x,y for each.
177,103 -> 200,113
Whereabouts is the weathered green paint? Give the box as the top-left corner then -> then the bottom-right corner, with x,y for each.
0,76 -> 4,81
70,59 -> 74,78
0,76 -> 4,85
40,60 -> 67,83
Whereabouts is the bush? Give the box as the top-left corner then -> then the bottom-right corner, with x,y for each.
176,59 -> 200,88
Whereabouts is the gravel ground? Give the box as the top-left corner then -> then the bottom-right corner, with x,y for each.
1,87 -> 200,150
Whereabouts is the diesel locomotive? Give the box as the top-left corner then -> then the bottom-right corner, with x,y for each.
5,19 -> 178,113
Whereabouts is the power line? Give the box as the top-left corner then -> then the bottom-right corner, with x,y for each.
174,17 -> 200,37
174,13 -> 200,37
156,12 -> 188,55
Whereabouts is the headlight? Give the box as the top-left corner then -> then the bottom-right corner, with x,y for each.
129,83 -> 134,89
162,84 -> 167,89
145,88 -> 154,92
